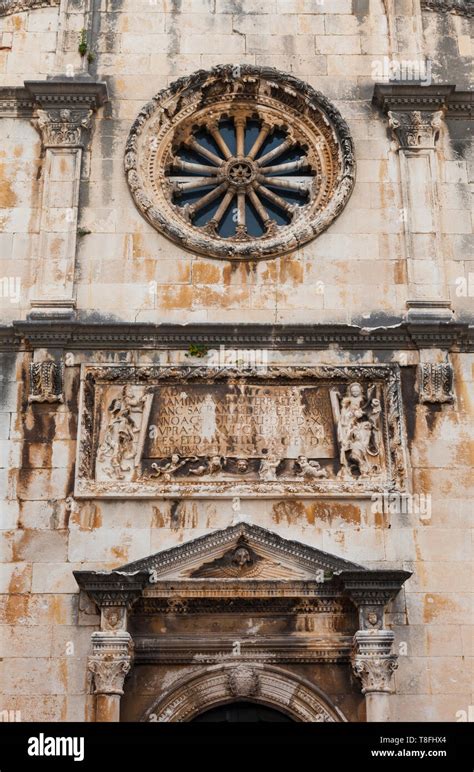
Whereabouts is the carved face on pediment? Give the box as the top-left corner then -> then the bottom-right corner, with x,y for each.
116,522 -> 365,583
190,539 -> 264,578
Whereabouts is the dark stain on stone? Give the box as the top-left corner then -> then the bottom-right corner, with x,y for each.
64,367 -> 81,422
65,464 -> 76,508
424,402 -> 442,433
167,0 -> 183,69
353,312 -> 405,328
22,410 -> 55,444
352,0 -> 369,20
170,499 -> 180,530
401,366 -> 417,449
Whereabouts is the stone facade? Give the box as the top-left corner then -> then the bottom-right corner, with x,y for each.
0,0 -> 472,723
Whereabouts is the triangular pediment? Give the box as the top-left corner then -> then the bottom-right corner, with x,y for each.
116,523 -> 365,581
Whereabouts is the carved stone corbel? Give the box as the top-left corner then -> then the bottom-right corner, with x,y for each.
75,570 -> 148,722
341,569 -> 410,721
29,359 -> 64,403
418,362 -> 454,404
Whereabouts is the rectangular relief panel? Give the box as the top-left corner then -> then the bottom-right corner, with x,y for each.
75,365 -> 407,498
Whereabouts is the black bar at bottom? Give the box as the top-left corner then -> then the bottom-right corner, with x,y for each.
0,722 -> 472,769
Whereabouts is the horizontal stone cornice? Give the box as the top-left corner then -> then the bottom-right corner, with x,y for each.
373,84 -> 473,119
0,79 -> 108,119
1,320 -> 472,352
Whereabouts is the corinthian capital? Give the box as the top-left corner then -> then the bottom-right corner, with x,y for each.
33,107 -> 93,148
351,630 -> 398,694
352,654 -> 398,694
88,632 -> 133,696
24,78 -> 108,150
388,109 -> 444,150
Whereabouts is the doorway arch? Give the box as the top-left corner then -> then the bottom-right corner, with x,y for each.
142,662 -> 346,723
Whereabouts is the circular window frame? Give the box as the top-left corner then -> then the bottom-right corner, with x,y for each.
125,65 -> 356,261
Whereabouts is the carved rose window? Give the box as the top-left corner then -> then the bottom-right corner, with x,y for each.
125,65 -> 356,260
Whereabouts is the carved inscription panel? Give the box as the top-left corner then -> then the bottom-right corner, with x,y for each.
75,365 -> 407,498
146,383 -> 336,460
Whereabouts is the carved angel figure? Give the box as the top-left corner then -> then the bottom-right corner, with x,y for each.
330,382 -> 381,479
189,455 -> 225,476
190,540 -> 264,578
151,454 -> 197,481
258,456 -> 280,481
294,455 -> 328,480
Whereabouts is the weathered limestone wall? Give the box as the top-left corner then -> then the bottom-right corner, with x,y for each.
0,0 -> 470,323
1,346 -> 472,720
0,0 -> 472,724
0,3 -> 60,86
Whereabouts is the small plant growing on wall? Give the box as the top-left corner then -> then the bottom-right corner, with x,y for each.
78,30 -> 88,57
185,344 -> 209,359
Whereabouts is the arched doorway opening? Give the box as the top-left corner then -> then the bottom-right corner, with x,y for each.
192,701 -> 294,723
142,663 -> 346,723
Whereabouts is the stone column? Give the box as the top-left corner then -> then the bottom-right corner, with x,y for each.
340,569 -> 411,722
351,630 -> 398,722
25,79 -> 107,319
88,630 -> 134,723
74,570 -> 148,722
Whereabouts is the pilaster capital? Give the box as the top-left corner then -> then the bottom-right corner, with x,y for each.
88,632 -> 133,696
351,630 -> 398,695
24,78 -> 108,149
387,109 -> 444,150
372,84 -> 474,147
33,107 -> 93,149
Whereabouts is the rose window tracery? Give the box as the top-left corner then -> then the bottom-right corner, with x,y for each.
125,65 -> 355,260
167,114 -> 315,240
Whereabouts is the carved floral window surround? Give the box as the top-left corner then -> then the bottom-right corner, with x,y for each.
125,65 -> 356,261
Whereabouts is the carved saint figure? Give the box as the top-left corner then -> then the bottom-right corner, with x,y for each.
98,385 -> 147,479
295,455 -> 328,480
330,382 -> 381,479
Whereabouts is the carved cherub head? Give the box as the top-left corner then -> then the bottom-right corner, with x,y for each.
232,546 -> 252,568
